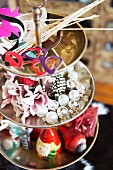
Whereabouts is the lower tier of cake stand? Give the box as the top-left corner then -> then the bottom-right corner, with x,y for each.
0,122 -> 99,170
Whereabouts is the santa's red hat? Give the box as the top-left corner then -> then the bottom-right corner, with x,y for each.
40,128 -> 60,145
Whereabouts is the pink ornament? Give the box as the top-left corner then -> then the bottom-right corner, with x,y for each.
0,8 -> 21,37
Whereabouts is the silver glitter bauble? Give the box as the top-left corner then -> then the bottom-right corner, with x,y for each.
67,79 -> 76,89
76,83 -> 86,94
85,89 -> 91,97
83,95 -> 89,102
45,111 -> 58,124
69,90 -> 80,101
68,109 -> 74,116
57,106 -> 68,119
79,100 -> 85,111
68,71 -> 79,82
68,100 -> 78,111
47,100 -> 59,111
68,109 -> 78,117
58,94 -> 69,106
80,76 -> 91,86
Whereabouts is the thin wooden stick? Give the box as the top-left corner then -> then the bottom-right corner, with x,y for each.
52,48 -> 67,68
61,28 -> 113,31
66,15 -> 99,27
43,14 -> 99,31
14,42 -> 31,52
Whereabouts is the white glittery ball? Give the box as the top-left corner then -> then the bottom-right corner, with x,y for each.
68,100 -> 78,111
47,100 -> 59,111
45,111 -> 58,124
57,106 -> 68,119
68,71 -> 79,82
69,90 -> 80,101
37,106 -> 48,118
58,94 -> 69,106
67,79 -> 76,89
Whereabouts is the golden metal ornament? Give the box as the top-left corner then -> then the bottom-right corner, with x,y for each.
26,0 -> 47,8
0,122 -> 99,170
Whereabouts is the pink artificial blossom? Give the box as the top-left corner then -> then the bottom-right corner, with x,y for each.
5,71 -> 16,81
22,85 -> 49,107
1,79 -> 19,108
1,79 -> 49,124
21,85 -> 49,123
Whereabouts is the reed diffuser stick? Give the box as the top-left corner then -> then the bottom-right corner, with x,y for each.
42,0 -> 105,42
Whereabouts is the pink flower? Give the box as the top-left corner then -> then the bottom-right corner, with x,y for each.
5,71 -> 16,81
21,85 -> 49,123
22,85 -> 49,107
1,79 -> 49,124
1,79 -> 19,108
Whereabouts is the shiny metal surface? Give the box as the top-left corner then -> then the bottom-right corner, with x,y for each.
26,0 -> 47,8
0,61 -> 95,128
0,13 -> 87,78
0,123 -> 99,170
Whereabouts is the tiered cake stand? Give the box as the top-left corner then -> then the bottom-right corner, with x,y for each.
0,6 -> 98,170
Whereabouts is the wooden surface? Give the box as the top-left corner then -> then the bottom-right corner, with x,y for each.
94,82 -> 113,105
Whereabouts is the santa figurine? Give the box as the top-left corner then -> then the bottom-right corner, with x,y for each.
36,128 -> 61,160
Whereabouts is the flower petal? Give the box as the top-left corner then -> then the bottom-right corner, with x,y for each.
1,98 -> 12,108
22,95 -> 36,106
21,110 -> 30,124
30,105 -> 38,116
34,85 -> 43,94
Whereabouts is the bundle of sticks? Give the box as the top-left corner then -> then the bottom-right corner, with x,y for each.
42,0 -> 105,42
17,0 -> 105,54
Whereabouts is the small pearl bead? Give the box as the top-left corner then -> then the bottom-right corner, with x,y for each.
57,106 -> 68,119
45,112 -> 58,124
69,90 -> 80,101
58,94 -> 69,106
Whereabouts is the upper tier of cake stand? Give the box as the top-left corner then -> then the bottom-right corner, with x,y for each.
0,13 -> 87,78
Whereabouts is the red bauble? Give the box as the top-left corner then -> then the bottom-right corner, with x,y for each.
19,77 -> 36,86
59,126 -> 86,153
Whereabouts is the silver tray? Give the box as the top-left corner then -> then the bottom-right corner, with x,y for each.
0,123 -> 99,170
0,61 -> 95,128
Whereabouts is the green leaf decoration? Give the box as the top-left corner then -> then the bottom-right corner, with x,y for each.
46,149 -> 56,160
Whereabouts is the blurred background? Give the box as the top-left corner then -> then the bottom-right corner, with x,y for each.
1,0 -> 113,105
